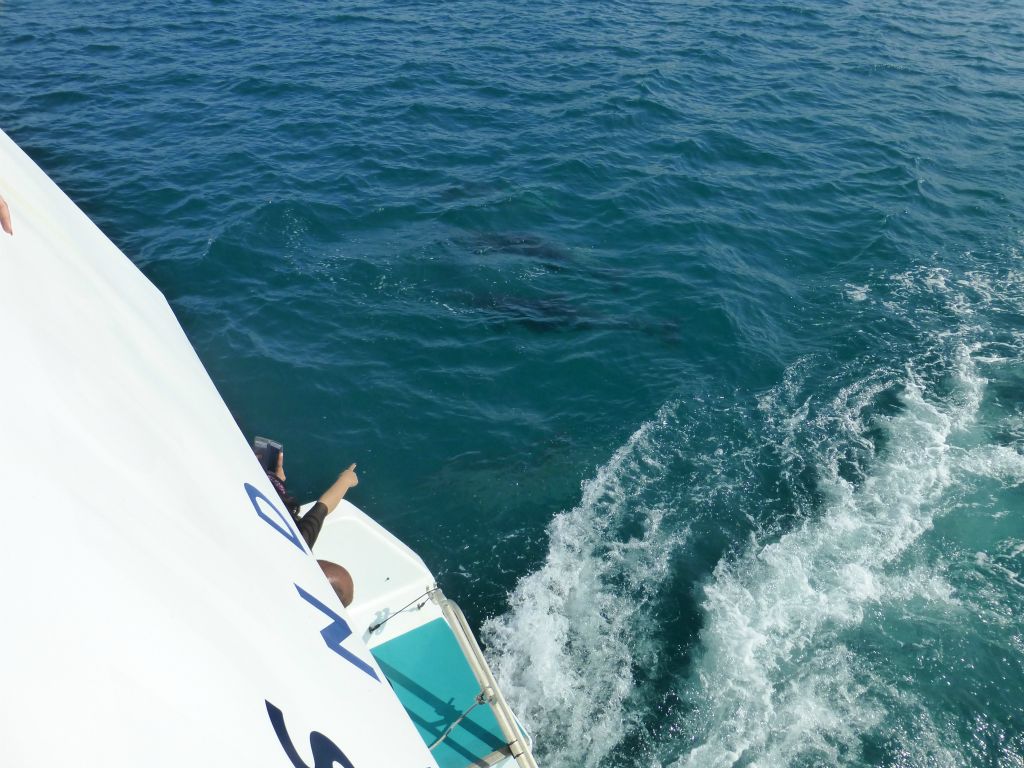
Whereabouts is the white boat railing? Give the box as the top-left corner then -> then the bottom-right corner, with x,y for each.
433,590 -> 539,768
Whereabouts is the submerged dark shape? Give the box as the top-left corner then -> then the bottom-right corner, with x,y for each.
472,293 -> 585,332
464,231 -> 573,268
466,291 -> 682,340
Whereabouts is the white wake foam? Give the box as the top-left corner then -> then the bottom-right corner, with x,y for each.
486,258 -> 1024,767
482,402 -> 687,767
673,344 -> 984,768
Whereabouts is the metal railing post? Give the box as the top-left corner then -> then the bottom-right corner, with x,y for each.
434,591 -> 539,768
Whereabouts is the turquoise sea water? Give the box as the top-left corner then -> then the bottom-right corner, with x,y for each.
4,2 -> 1024,765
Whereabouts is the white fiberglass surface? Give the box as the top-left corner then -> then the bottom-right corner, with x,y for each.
0,129 -> 437,768
312,500 -> 440,644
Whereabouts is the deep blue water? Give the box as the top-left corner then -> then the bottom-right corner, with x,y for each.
4,1 -> 1024,765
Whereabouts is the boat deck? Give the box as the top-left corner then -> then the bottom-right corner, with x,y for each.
373,617 -> 510,767
310,500 -> 535,768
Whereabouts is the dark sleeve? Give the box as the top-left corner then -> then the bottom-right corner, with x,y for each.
296,501 -> 329,548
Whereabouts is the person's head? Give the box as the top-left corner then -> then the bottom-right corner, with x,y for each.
317,560 -> 354,607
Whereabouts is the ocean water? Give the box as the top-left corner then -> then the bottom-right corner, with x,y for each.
4,1 -> 1024,765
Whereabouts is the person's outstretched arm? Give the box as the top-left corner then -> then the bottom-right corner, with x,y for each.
318,464 -> 359,512
297,464 -> 359,547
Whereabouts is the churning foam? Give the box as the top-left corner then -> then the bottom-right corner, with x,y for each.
487,259 -> 1024,767
672,345 -> 984,768
482,402 -> 687,767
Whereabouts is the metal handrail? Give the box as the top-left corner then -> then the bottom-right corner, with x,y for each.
433,591 -> 539,768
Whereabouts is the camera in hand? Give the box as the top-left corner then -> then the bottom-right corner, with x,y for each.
253,436 -> 283,472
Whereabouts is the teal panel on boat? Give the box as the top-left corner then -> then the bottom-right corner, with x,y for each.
371,618 -> 507,768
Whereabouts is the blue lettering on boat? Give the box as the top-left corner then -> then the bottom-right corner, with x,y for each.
296,584 -> 381,682
266,700 -> 356,768
245,481 -> 306,553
